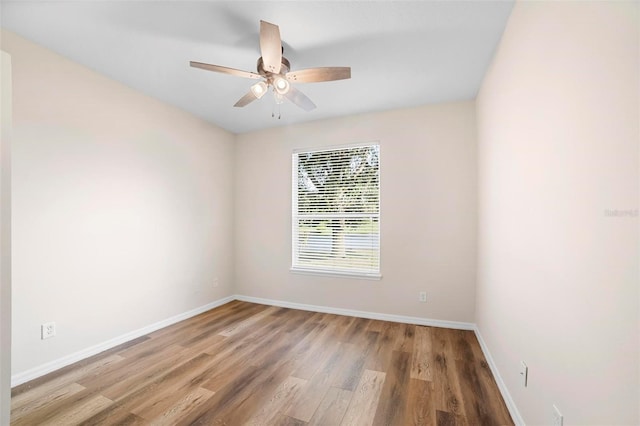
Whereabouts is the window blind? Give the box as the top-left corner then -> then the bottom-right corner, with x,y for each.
292,144 -> 380,276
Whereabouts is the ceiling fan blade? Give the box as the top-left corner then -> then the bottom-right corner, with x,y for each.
286,67 -> 351,83
259,20 -> 282,74
190,61 -> 261,80
284,86 -> 316,111
233,91 -> 258,108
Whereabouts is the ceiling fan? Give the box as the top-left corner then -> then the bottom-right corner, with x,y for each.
190,20 -> 351,112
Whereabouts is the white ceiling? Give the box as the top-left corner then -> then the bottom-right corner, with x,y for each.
1,1 -> 514,134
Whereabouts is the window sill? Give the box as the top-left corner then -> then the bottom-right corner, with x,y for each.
290,267 -> 382,281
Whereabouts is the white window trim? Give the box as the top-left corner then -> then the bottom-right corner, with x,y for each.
290,267 -> 382,280
291,142 -> 381,279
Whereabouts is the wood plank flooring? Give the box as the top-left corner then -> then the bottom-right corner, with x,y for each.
11,301 -> 514,425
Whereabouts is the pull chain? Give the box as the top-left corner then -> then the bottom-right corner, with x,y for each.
271,89 -> 284,119
271,98 -> 282,119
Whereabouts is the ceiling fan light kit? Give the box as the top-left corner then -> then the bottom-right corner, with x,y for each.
190,20 -> 351,113
273,76 -> 290,95
250,81 -> 268,99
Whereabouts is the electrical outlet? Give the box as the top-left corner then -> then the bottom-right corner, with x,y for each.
552,404 -> 563,426
419,291 -> 427,302
212,278 -> 219,288
41,322 -> 56,340
519,361 -> 528,387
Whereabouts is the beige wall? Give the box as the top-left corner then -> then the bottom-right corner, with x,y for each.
235,102 -> 478,322
1,49 -> 12,426
6,3 -> 639,422
476,2 -> 639,425
2,30 -> 236,376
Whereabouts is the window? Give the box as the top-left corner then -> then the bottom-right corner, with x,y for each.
292,143 -> 380,278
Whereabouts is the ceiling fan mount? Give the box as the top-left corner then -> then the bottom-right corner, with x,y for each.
190,20 -> 351,112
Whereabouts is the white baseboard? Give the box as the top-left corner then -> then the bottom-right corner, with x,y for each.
11,295 -> 235,388
474,325 -> 525,426
240,295 -> 527,422
12,292 -> 523,426
234,294 -> 475,330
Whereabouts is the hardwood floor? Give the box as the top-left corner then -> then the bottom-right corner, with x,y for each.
11,301 -> 514,425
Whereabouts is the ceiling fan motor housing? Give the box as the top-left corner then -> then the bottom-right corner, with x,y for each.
257,56 -> 290,78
